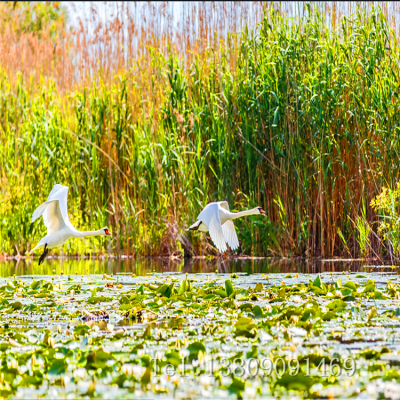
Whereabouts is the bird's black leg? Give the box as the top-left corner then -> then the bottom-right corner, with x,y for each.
38,244 -> 49,265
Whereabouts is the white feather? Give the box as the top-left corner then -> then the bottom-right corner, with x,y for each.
30,184 -> 110,253
222,220 -> 239,250
188,200 -> 263,253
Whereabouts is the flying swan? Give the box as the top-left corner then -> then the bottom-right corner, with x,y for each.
31,184 -> 111,264
187,201 -> 265,253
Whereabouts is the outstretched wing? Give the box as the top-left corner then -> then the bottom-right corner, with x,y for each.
46,185 -> 73,228
197,202 -> 216,223
222,220 -> 239,251
209,213 -> 227,253
197,201 -> 230,222
31,184 -> 75,234
196,202 -> 229,252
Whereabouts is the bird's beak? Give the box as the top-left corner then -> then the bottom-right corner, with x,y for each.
105,229 -> 111,236
259,209 -> 266,214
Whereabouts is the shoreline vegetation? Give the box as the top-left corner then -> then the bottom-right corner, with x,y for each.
2,3 -> 400,259
0,255 -> 384,260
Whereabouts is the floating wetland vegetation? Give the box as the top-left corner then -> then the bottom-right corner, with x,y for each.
0,270 -> 396,398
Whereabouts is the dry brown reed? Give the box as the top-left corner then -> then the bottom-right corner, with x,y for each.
1,2 -> 399,90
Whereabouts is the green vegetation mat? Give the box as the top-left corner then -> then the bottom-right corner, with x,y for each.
0,271 -> 399,398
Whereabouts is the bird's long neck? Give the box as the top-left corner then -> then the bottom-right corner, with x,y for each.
75,229 -> 104,238
229,208 -> 259,219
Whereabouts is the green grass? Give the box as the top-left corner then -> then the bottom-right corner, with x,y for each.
1,6 -> 400,257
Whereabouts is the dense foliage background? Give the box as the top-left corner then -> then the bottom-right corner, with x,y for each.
1,2 -> 400,258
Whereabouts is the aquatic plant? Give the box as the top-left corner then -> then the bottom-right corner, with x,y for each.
0,271 -> 396,398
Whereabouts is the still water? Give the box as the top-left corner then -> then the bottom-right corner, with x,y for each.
0,256 -> 396,277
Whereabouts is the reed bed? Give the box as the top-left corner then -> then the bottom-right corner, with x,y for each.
1,2 -> 400,258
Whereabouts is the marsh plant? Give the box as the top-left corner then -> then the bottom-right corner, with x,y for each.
1,3 -> 400,257
355,202 -> 371,259
371,184 -> 400,259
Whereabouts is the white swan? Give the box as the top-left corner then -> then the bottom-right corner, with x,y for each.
31,184 -> 111,264
187,201 -> 265,253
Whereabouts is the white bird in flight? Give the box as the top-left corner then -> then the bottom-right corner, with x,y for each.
187,201 -> 265,253
31,184 -> 111,264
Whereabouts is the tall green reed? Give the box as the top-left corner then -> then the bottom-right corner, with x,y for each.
1,6 -> 400,258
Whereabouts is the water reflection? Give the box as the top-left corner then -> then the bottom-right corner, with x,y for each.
0,257 -> 396,277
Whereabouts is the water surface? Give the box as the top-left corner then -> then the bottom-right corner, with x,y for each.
0,257 -> 398,399
0,257 -> 396,277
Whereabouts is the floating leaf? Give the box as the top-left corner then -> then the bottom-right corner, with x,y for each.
275,372 -> 316,391
140,368 -> 151,386
74,324 -> 90,336
225,279 -> 234,297
178,279 -> 187,295
228,376 -> 245,394
0,342 -> 10,352
342,295 -> 356,302
30,280 -> 40,290
313,275 -> 322,288
344,281 -> 358,291
253,305 -> 263,319
234,317 -> 258,338
326,299 -> 347,311
10,302 -> 22,310
48,359 -> 67,375
363,283 -> 375,293
254,282 -> 263,292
